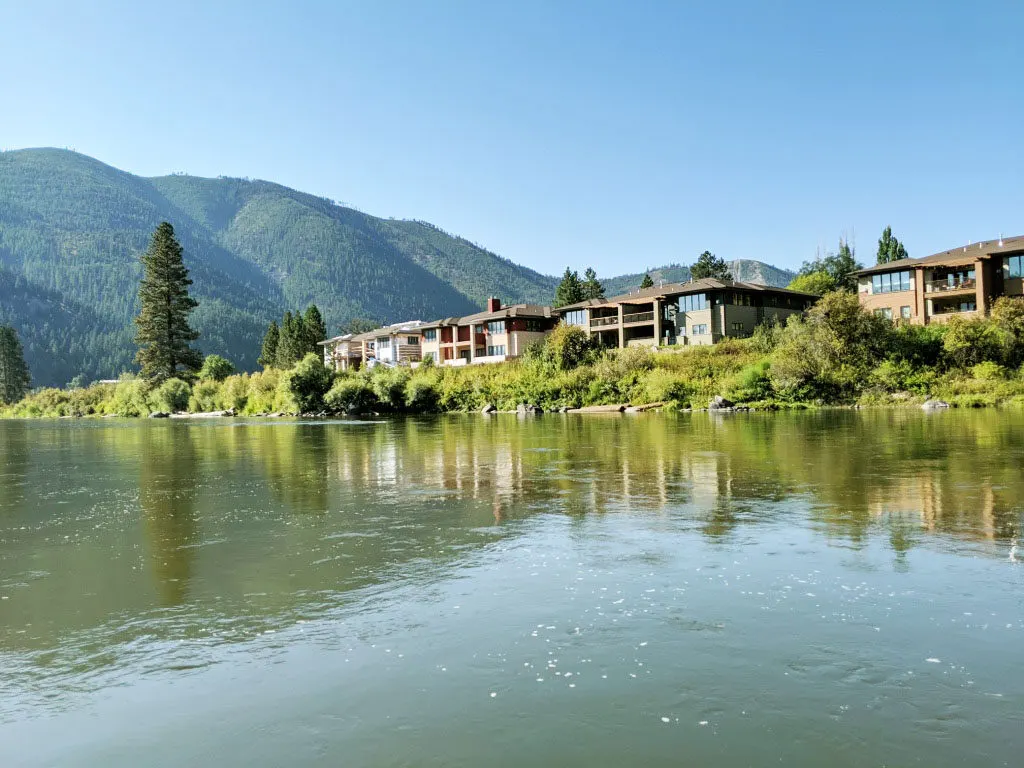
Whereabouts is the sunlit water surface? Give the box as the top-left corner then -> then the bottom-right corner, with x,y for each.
1,411 -> 1022,766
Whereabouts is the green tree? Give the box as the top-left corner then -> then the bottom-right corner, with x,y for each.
787,270 -> 836,295
0,325 -> 31,404
282,353 -> 334,413
581,268 -> 605,300
554,268 -> 584,307
639,273 -> 655,289
942,316 -> 1004,369
133,222 -> 202,381
198,354 -> 235,382
876,226 -> 909,264
991,296 -> 1024,367
258,321 -> 279,369
796,238 -> 862,293
302,304 -> 327,355
276,311 -> 305,368
690,251 -> 733,281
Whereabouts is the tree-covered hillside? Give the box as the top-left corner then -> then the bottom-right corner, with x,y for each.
603,260 -> 796,295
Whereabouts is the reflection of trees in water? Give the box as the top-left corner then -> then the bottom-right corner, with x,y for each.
252,425 -> 330,515
139,425 -> 199,605
0,421 -> 29,511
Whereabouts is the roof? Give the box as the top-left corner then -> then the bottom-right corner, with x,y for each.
854,235 -> 1024,276
317,333 -> 353,346
418,304 -> 553,329
347,320 -> 430,341
554,279 -> 819,311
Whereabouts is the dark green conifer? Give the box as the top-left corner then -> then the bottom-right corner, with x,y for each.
0,325 -> 31,404
133,222 -> 202,381
258,321 -> 280,369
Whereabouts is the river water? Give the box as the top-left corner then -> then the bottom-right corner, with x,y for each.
0,411 -> 1022,766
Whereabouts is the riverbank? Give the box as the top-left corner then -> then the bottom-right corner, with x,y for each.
7,292 -> 1024,418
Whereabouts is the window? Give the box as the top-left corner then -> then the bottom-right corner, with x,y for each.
563,310 -> 586,326
487,320 -> 505,334
731,322 -> 744,331
1004,255 -> 1024,279
486,345 -> 506,356
423,329 -> 437,342
871,271 -> 912,293
525,319 -> 545,332
680,293 -> 707,312
691,324 -> 709,335
874,308 -> 893,320
731,293 -> 751,306
900,306 -> 912,320
407,337 -> 419,345
377,337 -> 391,349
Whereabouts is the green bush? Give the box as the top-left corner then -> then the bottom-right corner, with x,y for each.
943,317 -> 1003,369
369,366 -> 411,410
198,354 -> 236,382
152,378 -> 191,412
971,361 -> 1007,381
405,373 -> 441,411
110,377 -> 152,417
325,376 -> 378,413
540,324 -> 597,371
218,374 -> 250,412
281,353 -> 334,413
244,369 -> 282,414
727,360 -> 774,402
189,379 -> 221,412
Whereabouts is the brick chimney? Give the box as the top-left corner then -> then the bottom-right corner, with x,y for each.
487,297 -> 501,312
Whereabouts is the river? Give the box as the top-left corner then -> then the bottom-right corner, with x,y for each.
1,411 -> 1022,766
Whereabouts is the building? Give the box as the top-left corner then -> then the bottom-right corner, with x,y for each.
854,236 -> 1024,324
319,321 -> 427,371
554,279 -> 817,347
419,298 -> 557,365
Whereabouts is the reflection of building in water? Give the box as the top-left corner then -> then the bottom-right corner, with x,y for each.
868,474 -> 1006,543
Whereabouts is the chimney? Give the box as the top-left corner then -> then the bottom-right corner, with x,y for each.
487,297 -> 501,312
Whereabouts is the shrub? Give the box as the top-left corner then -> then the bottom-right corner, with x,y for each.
325,376 -> 378,412
218,374 -> 250,412
990,296 -> 1024,367
152,378 -> 191,412
110,378 -> 152,417
198,354 -> 236,382
189,379 -> 221,412
540,324 -> 597,371
369,366 -> 411,410
971,361 -> 1007,381
727,360 -> 774,402
281,353 -> 334,413
942,317 -> 1003,369
245,369 -> 282,413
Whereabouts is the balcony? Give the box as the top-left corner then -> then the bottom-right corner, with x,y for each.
925,278 -> 976,294
590,315 -> 619,328
622,311 -> 655,325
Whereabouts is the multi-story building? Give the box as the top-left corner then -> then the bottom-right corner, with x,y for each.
854,236 -> 1024,324
554,279 -> 817,347
419,298 -> 557,365
319,321 -> 428,370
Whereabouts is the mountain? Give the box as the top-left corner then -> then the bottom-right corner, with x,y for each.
0,148 -> 795,386
0,148 -> 555,385
602,260 -> 796,296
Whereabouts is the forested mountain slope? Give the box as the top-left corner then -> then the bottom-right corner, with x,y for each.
603,259 -> 796,295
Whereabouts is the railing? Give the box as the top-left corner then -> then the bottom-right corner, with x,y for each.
622,311 -> 655,325
926,278 -> 976,294
590,315 -> 620,328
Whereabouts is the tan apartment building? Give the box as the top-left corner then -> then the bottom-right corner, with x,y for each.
420,298 -> 557,365
854,236 -> 1024,324
554,279 -> 817,347
320,320 -> 428,370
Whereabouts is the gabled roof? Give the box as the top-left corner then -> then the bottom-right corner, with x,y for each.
418,304 -> 553,329
317,333 -> 353,346
349,320 -> 429,342
853,235 -> 1024,276
553,279 -> 818,311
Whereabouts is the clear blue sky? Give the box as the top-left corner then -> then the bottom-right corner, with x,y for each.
3,0 -> 1021,276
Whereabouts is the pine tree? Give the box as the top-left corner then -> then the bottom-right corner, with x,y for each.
554,267 -> 584,307
276,311 -> 307,368
0,325 -> 31,404
133,222 -> 202,381
690,251 -> 732,281
581,268 -> 605,300
639,273 -> 655,289
302,304 -> 327,356
258,321 -> 279,369
876,226 -> 909,264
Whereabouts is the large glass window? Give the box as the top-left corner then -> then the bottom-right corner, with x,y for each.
680,293 -> 707,312
874,308 -> 893,320
563,310 -> 586,326
525,319 -> 545,332
422,329 -> 437,342
487,320 -> 506,334
871,271 -> 911,293
900,306 -> 912,320
1004,255 -> 1024,279
377,337 -> 390,349
486,345 -> 506,356
407,337 -> 419,345
691,323 -> 709,335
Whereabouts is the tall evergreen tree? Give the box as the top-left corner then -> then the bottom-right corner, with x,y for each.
690,251 -> 732,281
302,304 -> 327,356
876,226 -> 909,264
554,267 -> 585,307
133,222 -> 202,381
276,311 -> 306,368
639,273 -> 655,289
258,321 -> 280,369
581,268 -> 605,300
0,325 -> 31,404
